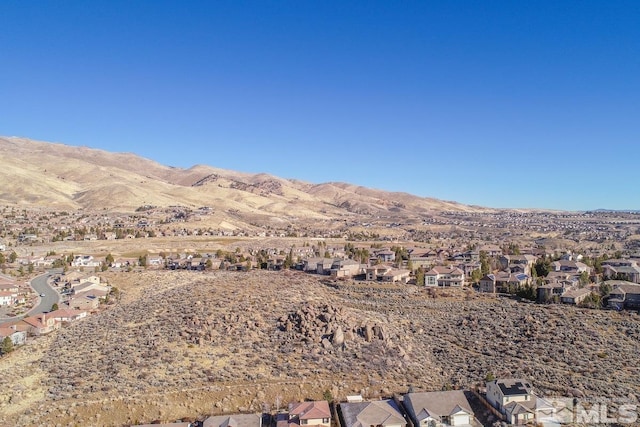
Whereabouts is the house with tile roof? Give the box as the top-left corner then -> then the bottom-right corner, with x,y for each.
288,400 -> 331,427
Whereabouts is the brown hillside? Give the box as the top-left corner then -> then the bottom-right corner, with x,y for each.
0,136 -> 489,228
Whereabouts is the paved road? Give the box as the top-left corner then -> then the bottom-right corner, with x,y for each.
0,271 -> 61,326
26,271 -> 61,316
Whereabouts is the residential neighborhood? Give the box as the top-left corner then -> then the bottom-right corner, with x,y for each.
129,378 -> 570,427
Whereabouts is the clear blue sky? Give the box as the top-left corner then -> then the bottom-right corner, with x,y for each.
1,1 -> 639,210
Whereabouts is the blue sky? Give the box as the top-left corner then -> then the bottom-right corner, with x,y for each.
1,1 -> 639,210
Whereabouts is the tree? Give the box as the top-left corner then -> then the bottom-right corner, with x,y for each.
579,271 -> 590,286
471,268 -> 482,284
138,255 -> 147,267
1,337 -> 14,355
516,284 -> 537,301
579,293 -> 602,309
283,249 -> 294,269
599,282 -> 612,298
415,267 -> 425,286
51,303 -> 59,311
479,251 -> 491,275
406,260 -> 414,272
8,251 -> 17,263
534,258 -> 551,278
105,253 -> 115,266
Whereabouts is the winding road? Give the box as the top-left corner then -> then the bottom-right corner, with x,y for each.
26,271 -> 61,316
0,270 -> 61,326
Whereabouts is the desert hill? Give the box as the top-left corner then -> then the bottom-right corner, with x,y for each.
1,270 -> 638,426
0,136 -> 489,229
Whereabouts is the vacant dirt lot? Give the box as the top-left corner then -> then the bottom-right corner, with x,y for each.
1,269 -> 639,426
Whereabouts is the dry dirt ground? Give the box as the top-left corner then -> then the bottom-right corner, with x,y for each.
1,270 -> 639,426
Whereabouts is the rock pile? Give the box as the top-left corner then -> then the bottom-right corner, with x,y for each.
276,302 -> 388,348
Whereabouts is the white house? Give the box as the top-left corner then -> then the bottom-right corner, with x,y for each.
71,255 -> 102,268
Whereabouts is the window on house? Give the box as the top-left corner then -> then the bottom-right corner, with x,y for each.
301,420 -> 308,425
322,419 -> 329,423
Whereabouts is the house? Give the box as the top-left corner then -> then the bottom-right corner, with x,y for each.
366,265 -> 392,281
288,400 -> 331,427
479,274 -> 496,293
486,379 -> 536,425
203,413 -> 262,427
66,294 -> 101,310
381,269 -> 411,283
494,272 -> 529,293
339,399 -> 406,427
20,313 -> 60,336
302,257 -> 326,273
602,260 -> 640,284
560,288 -> 592,305
135,423 -> 194,427
478,245 -> 502,257
0,291 -> 17,306
375,249 -> 396,263
450,250 -> 479,263
551,260 -> 590,274
330,259 -> 363,278
48,308 -> 88,323
0,325 -> 27,346
72,282 -> 109,295
111,257 -> 139,269
79,274 -> 101,285
607,281 -> 640,310
499,255 -> 537,276
60,270 -> 86,287
537,281 -> 574,303
71,255 -> 102,268
456,262 -> 482,279
147,255 -> 165,268
0,275 -> 20,293
316,258 -> 335,275
404,390 -> 476,427
425,266 -> 465,287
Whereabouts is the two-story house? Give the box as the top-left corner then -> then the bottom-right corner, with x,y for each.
425,266 -> 465,287
486,379 -> 536,425
602,259 -> 640,284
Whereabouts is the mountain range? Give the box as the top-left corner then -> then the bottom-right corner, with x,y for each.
0,136 -> 489,229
